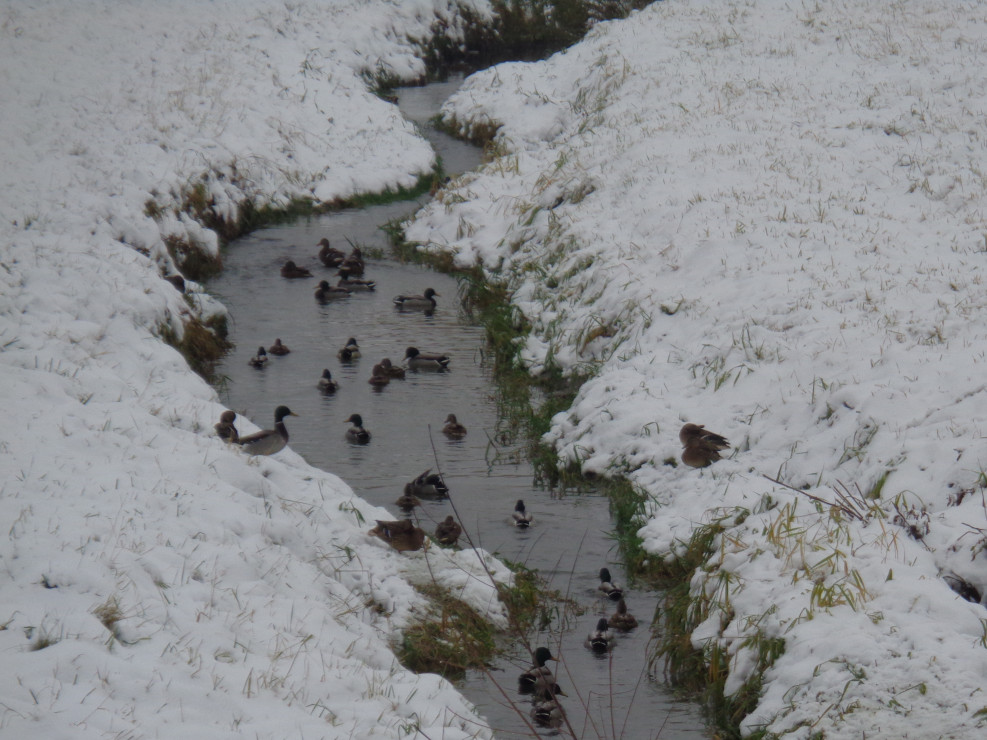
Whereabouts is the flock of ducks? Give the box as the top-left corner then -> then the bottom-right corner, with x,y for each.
214,237 -> 471,551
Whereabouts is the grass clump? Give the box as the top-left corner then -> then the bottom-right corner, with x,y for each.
157,315 -> 232,382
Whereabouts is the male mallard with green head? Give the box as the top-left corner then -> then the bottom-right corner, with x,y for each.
368,519 -> 427,552
248,346 -> 268,367
406,469 -> 448,498
403,346 -> 449,371
237,406 -> 297,456
530,687 -> 567,728
337,268 -> 376,291
315,280 -> 351,301
598,567 -> 623,601
344,413 -> 371,444
680,422 -> 731,468
393,287 -> 439,311
512,499 -> 532,528
317,369 -> 339,393
518,646 -> 557,694
338,337 -> 361,361
584,617 -> 615,653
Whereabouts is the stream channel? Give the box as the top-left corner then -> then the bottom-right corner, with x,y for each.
208,77 -> 708,740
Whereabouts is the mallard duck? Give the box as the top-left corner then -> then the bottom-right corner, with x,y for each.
405,469 -> 448,498
434,515 -> 462,546
280,260 -> 312,278
584,617 -> 615,653
530,688 -> 567,728
680,422 -> 730,468
337,268 -> 376,291
248,346 -> 268,367
236,405 -> 297,456
317,369 -> 339,394
368,364 -> 390,387
368,519 -> 427,552
268,338 -> 290,355
315,280 -> 351,301
214,410 -> 239,443
338,337 -> 361,361
518,646 -> 557,694
598,567 -> 623,602
395,491 -> 421,510
403,346 -> 449,371
393,287 -> 439,311
442,413 -> 467,439
339,247 -> 365,276
379,358 -> 405,379
344,413 -> 371,444
609,598 -> 638,631
512,499 -> 532,528
317,238 -> 345,268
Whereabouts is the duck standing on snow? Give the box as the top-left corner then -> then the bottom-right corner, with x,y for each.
214,410 -> 239,443
393,287 -> 439,311
584,617 -> 615,653
434,515 -> 463,546
609,597 -> 638,631
403,346 -> 449,371
248,346 -> 268,367
317,238 -> 345,268
236,405 -> 297,456
442,413 -> 467,439
512,499 -> 532,528
280,259 -> 312,278
315,280 -> 351,301
518,646 -> 557,694
268,338 -> 290,355
598,567 -> 623,601
317,369 -> 339,393
379,358 -> 405,379
368,519 -> 427,552
344,413 -> 371,444
338,337 -> 361,361
679,422 -> 730,468
337,268 -> 376,291
405,469 -> 448,498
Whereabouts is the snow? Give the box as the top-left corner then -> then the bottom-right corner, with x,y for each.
0,1 -> 516,738
404,0 -> 987,736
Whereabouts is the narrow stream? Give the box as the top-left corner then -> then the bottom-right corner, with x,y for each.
208,77 -> 707,740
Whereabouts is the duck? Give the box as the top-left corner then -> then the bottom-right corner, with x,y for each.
317,238 -> 345,268
395,491 -> 421,511
280,259 -> 313,278
434,515 -> 463,546
368,519 -> 427,552
379,358 -> 405,379
680,422 -> 730,468
598,567 -> 623,602
315,280 -> 352,301
584,617 -> 615,653
403,346 -> 450,371
344,413 -> 371,444
368,363 -> 390,387
317,368 -> 339,394
248,346 -> 268,367
339,247 -> 365,276
442,413 -> 467,439
393,287 -> 439,311
518,646 -> 557,694
530,687 -> 567,728
405,469 -> 449,498
338,337 -> 361,361
268,338 -> 290,355
512,499 -> 532,528
214,410 -> 239,443
236,405 -> 297,456
609,598 -> 638,631
337,268 -> 376,291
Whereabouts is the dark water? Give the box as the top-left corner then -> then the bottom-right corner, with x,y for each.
208,78 -> 707,740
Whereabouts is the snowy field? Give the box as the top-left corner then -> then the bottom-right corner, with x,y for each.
0,2 -> 517,738
405,0 -> 987,737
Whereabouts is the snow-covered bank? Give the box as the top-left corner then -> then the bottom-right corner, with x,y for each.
406,0 -> 987,736
0,2 -> 518,738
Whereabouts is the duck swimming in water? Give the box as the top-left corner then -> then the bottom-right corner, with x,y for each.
315,280 -> 351,301
338,337 -> 361,361
609,598 -> 638,631
379,358 -> 405,379
598,567 -> 623,602
248,346 -> 268,367
317,238 -> 345,268
442,413 -> 467,439
236,406 -> 297,456
530,687 -> 567,728
679,422 -> 731,468
368,363 -> 390,387
512,499 -> 532,528
584,617 -> 615,653
268,338 -> 290,355
405,469 -> 448,498
337,268 -> 376,291
518,646 -> 557,695
344,413 -> 371,444
393,287 -> 439,311
403,346 -> 449,371
317,369 -> 339,394
280,260 -> 312,278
